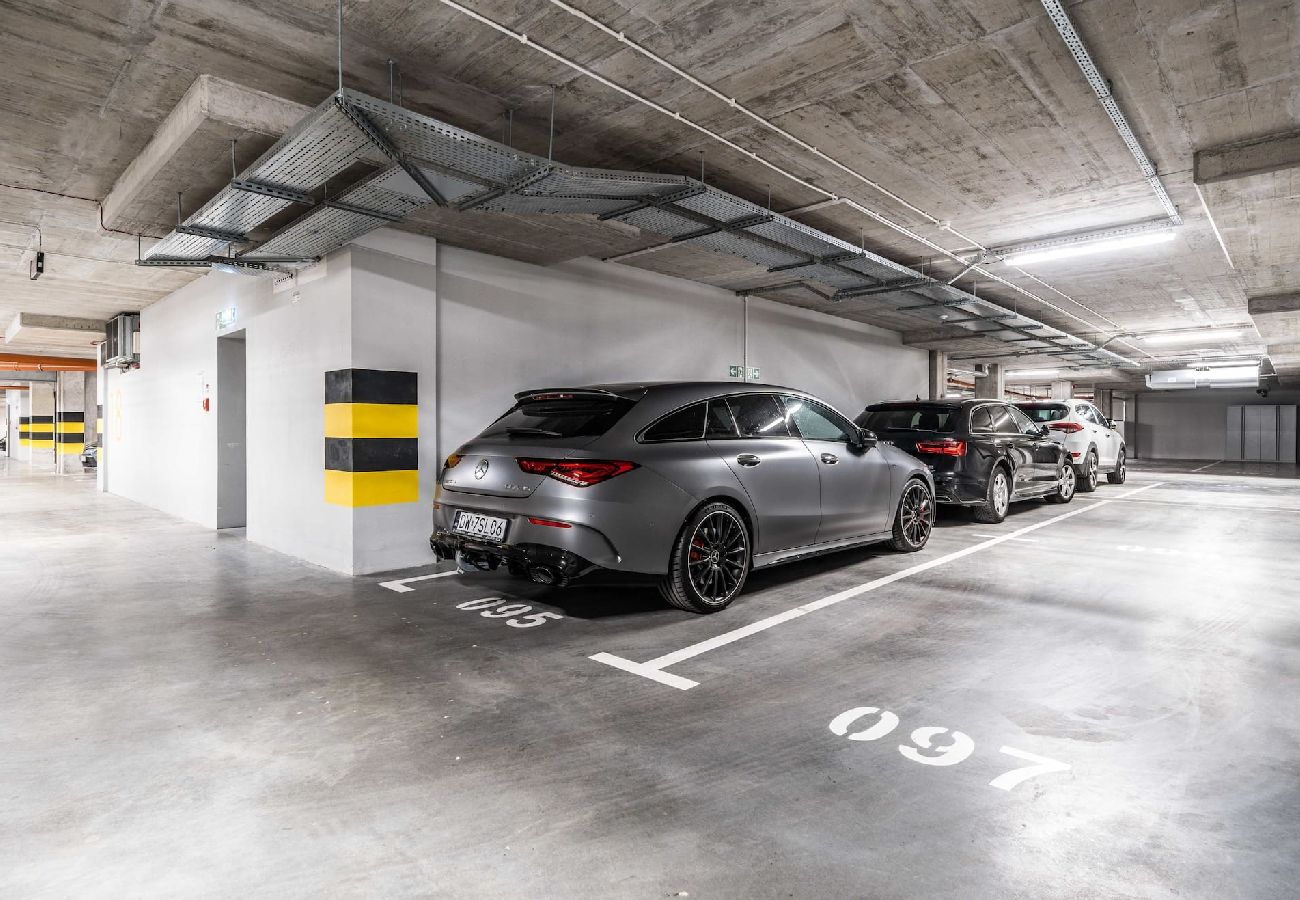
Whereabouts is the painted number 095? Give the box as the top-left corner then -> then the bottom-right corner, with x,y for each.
455,596 -> 564,628
828,706 -> 1068,791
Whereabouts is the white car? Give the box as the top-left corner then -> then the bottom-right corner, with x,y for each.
1015,401 -> 1126,491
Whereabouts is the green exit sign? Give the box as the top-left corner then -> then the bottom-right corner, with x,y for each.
728,365 -> 761,381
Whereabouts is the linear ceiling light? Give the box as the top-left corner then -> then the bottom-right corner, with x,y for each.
1143,329 -> 1242,345
1005,231 -> 1175,266
1006,368 -> 1060,379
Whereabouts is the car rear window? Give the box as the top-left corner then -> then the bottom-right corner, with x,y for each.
1018,404 -> 1069,422
483,394 -> 636,439
858,406 -> 956,434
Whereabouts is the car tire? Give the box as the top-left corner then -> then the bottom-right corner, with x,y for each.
1107,447 -> 1127,484
889,478 -> 934,552
1077,449 -> 1099,492
1046,461 -> 1076,504
972,465 -> 1011,524
659,502 -> 751,614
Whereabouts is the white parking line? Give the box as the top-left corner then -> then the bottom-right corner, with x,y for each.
1191,460 -> 1223,472
590,482 -> 1165,691
970,533 -> 1038,542
379,570 -> 458,593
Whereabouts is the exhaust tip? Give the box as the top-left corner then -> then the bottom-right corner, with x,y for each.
528,566 -> 557,585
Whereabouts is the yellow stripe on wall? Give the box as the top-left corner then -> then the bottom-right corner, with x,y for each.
324,403 -> 418,439
56,422 -> 84,433
29,440 -> 54,449
58,444 -> 85,456
324,469 -> 419,507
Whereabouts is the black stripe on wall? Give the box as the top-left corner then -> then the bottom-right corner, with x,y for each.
30,415 -> 53,424
325,369 -> 418,406
56,433 -> 85,444
57,412 -> 85,423
325,437 -> 418,472
19,416 -> 30,425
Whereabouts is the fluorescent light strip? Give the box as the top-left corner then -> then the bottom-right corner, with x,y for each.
1143,329 -> 1242,345
1005,231 -> 1175,266
1006,369 -> 1060,379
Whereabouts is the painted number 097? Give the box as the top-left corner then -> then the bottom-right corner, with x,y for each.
828,706 -> 1069,791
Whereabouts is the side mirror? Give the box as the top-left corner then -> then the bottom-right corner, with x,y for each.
1105,418 -> 1116,429
1035,424 -> 1051,438
854,427 -> 878,450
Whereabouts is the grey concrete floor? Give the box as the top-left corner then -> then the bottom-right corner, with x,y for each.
2,458 -> 1299,898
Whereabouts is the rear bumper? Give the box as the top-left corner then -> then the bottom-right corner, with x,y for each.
930,470 -> 987,505
431,531 -> 596,584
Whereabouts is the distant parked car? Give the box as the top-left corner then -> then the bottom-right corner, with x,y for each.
432,382 -> 936,613
1014,401 -> 1125,491
80,443 -> 98,468
856,399 -> 1074,524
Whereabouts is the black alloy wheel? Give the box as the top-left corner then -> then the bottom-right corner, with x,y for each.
1107,447 -> 1128,484
660,502 -> 751,613
889,479 -> 934,551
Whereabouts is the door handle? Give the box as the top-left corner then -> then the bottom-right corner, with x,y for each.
820,452 -> 839,465
736,453 -> 761,467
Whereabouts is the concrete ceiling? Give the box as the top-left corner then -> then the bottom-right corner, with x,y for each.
1,0 -> 1296,385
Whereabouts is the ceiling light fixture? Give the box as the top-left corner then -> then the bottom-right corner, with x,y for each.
1005,368 -> 1060,379
1005,231 -> 1175,266
1143,329 -> 1242,345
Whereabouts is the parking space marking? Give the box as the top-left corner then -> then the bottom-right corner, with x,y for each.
379,570 -> 458,593
1191,460 -> 1223,472
590,482 -> 1164,690
970,533 -> 1038,542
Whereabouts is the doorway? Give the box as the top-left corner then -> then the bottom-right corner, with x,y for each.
217,331 -> 247,528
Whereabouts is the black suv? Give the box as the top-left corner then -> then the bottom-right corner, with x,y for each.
856,399 -> 1074,523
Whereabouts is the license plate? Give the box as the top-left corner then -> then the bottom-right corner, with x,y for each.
452,511 -> 509,542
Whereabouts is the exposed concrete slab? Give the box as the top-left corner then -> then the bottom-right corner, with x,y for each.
1194,130 -> 1300,185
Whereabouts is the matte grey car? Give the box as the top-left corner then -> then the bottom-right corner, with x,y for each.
431,382 -> 935,613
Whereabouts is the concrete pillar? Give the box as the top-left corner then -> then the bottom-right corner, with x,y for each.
973,363 -> 1004,399
1050,380 -> 1073,400
55,372 -> 88,474
1094,388 -> 1114,419
927,350 -> 948,399
27,382 -> 56,467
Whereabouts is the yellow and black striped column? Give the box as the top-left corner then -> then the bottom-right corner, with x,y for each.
324,368 -> 418,507
56,411 -> 85,457
18,415 -> 30,447
27,415 -> 54,450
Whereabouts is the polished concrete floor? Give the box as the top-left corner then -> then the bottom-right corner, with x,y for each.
3,457 -> 1299,897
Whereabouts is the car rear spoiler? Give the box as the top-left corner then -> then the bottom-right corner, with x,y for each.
513,387 -> 626,402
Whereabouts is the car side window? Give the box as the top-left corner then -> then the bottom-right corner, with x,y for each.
1006,404 -> 1039,435
782,396 -> 854,442
724,394 -> 792,438
1075,404 -> 1094,423
969,406 -> 994,433
705,398 -> 740,439
989,404 -> 1018,434
641,402 -> 706,442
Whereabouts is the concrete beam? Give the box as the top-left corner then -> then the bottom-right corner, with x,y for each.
100,75 -> 312,233
6,313 -> 103,356
1195,131 -> 1300,185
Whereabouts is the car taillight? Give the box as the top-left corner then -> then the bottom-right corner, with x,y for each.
444,453 -> 463,469
914,439 -> 967,457
1048,422 -> 1084,433
527,517 -> 572,528
516,458 -> 638,486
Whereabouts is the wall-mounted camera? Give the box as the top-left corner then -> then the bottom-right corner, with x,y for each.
1256,387 -> 1269,398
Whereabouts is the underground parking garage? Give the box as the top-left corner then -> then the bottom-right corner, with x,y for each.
3,0 -> 1300,894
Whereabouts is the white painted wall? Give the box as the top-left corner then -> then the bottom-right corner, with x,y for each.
106,229 -> 929,576
1135,387 -> 1300,459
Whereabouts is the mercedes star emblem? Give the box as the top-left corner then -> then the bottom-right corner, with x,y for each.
473,458 -> 490,479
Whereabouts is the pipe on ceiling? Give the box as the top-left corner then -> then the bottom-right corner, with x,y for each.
440,0 -> 1148,360
0,354 -> 97,372
0,384 -> 32,390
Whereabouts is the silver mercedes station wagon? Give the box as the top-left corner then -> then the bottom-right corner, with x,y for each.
432,382 -> 935,613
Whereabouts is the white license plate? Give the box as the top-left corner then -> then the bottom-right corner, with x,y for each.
452,511 -> 509,542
